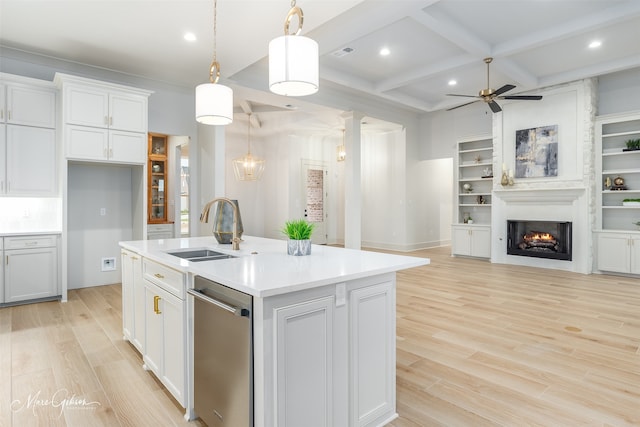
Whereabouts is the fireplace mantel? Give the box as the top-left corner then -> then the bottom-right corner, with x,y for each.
493,187 -> 586,204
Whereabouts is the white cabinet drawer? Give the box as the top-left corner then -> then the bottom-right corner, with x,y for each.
4,235 -> 57,249
142,258 -> 184,299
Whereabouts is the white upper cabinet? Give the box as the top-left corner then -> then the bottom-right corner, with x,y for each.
0,74 -> 58,196
64,85 -> 147,133
5,83 -> 56,128
55,73 -> 152,164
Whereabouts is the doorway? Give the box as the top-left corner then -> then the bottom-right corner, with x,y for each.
301,160 -> 328,244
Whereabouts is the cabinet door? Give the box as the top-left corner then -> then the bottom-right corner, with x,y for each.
350,281 -> 395,427
109,93 -> 147,133
121,249 -> 142,350
5,125 -> 56,195
451,226 -> 472,256
274,296 -> 334,426
0,85 -> 5,122
121,251 -> 135,342
144,280 -> 163,375
159,288 -> 185,405
143,280 -> 185,405
65,85 -> 109,128
5,247 -> 58,303
597,233 -> 630,273
6,84 -> 56,128
631,236 -> 640,275
470,227 -> 491,258
109,130 -> 146,164
0,124 -> 5,193
66,125 -> 108,161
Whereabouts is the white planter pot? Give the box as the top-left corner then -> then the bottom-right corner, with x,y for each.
287,239 -> 311,256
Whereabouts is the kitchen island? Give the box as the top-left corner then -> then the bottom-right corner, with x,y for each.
120,235 -> 429,426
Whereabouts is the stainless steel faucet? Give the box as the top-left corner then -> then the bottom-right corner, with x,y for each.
200,197 -> 242,250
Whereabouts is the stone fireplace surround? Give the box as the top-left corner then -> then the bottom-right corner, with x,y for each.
488,79 -> 596,274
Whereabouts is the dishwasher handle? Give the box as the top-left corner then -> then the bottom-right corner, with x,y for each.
188,288 -> 250,317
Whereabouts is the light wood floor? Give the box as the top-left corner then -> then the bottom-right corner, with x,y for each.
1,246 -> 639,426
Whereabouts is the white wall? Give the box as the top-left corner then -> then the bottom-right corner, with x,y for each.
597,68 -> 640,115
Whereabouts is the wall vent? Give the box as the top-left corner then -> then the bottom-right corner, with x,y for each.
332,47 -> 354,57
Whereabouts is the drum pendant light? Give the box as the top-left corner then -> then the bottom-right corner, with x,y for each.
269,0 -> 319,96
195,0 -> 233,125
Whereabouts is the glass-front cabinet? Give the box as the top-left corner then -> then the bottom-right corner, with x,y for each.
148,133 -> 168,223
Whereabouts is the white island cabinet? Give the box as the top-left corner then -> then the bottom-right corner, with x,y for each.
119,235 -> 428,426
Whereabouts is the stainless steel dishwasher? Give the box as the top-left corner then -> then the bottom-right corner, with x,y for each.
188,276 -> 253,427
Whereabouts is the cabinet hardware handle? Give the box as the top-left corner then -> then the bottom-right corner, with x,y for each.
153,295 -> 161,314
7,110 -> 11,120
104,116 -> 109,126
109,116 -> 113,126
6,256 -> 8,265
109,148 -> 113,158
131,256 -> 139,260
0,109 -> 3,119
154,273 -> 165,279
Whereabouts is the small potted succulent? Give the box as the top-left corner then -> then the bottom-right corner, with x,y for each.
624,138 -> 640,151
281,219 -> 315,256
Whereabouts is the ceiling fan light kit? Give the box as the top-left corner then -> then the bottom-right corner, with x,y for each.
269,1 -> 319,96
195,0 -> 233,126
447,57 -> 542,113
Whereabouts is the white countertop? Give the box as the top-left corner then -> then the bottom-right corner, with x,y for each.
120,235 -> 429,297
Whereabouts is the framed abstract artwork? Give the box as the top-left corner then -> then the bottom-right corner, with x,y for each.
515,125 -> 558,178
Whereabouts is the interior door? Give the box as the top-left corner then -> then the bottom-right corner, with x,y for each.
302,161 -> 327,245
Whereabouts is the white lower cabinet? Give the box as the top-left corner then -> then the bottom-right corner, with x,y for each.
596,232 -> 640,274
256,273 -> 397,427
451,225 -> 491,258
121,249 -> 144,352
141,258 -> 186,408
3,235 -> 59,304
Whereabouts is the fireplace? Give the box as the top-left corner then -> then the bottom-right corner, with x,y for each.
507,220 -> 572,261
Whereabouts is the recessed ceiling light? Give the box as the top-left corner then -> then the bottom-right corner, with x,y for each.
448,79 -> 457,86
379,47 -> 390,56
184,32 -> 197,42
588,40 -> 602,49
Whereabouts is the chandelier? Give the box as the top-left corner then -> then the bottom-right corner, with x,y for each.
233,114 -> 265,181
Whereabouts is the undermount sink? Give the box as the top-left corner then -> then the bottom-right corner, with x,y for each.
167,248 -> 235,262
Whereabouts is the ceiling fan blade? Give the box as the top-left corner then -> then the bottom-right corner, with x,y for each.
502,95 -> 543,100
493,84 -> 516,96
488,100 -> 502,113
446,94 -> 481,98
446,100 -> 481,111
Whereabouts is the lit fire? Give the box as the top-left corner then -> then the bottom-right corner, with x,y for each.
523,232 -> 554,242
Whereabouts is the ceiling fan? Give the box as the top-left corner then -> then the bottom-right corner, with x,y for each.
446,57 -> 542,113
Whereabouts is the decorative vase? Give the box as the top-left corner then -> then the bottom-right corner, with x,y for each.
212,199 -> 243,244
287,239 -> 311,256
501,171 -> 509,186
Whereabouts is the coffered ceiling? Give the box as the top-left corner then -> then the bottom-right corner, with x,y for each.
1,0 -> 639,115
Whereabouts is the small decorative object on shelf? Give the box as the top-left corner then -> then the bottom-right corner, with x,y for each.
477,195 -> 485,204
463,183 -> 472,193
604,176 -> 612,190
501,171 -> 509,186
467,216 -> 474,224
463,212 -> 470,223
634,221 -> 640,230
282,219 -> 315,256
474,154 -> 481,164
611,176 -> 627,191
623,138 -> 640,151
482,167 -> 493,178
508,169 -> 514,186
623,199 -> 640,206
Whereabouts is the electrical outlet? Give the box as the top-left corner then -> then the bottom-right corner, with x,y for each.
100,208 -> 106,216
101,257 -> 116,272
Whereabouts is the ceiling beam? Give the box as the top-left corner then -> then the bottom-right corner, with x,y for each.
238,100 -> 262,128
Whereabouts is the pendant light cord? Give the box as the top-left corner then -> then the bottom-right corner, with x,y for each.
208,0 -> 221,84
